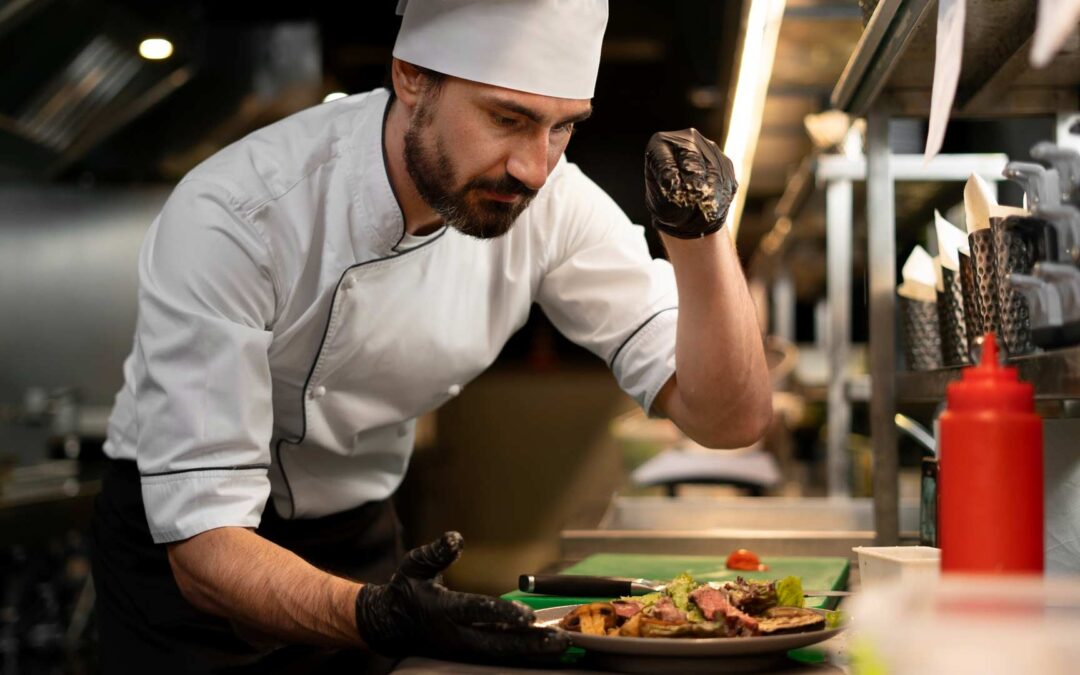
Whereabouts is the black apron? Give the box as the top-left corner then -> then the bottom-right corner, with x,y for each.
90,459 -> 403,675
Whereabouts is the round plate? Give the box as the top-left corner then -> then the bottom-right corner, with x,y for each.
534,605 -> 847,657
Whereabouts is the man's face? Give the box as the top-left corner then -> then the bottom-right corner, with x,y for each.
403,75 -> 592,239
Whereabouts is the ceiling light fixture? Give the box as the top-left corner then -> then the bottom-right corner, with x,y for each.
323,92 -> 348,103
138,38 -> 174,60
722,0 -> 786,240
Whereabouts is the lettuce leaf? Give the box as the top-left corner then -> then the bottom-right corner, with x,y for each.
619,591 -> 664,608
824,609 -> 846,629
666,572 -> 697,613
775,575 -> 805,608
660,573 -> 705,621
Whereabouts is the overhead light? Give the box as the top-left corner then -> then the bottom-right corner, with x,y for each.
138,38 -> 173,60
323,92 -> 348,103
722,0 -> 786,239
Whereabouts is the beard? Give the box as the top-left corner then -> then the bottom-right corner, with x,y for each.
403,98 -> 538,240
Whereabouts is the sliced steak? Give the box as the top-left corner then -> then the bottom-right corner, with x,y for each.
611,600 -> 642,619
690,586 -> 759,636
645,596 -> 687,623
689,586 -> 729,621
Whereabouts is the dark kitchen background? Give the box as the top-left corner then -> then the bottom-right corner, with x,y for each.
0,1 -> 1066,672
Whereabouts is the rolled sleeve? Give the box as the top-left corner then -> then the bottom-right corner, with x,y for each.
608,307 -> 678,415
536,164 -> 679,414
141,469 -> 270,543
133,179 -> 278,543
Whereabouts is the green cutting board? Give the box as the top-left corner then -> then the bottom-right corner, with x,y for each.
503,553 -> 849,611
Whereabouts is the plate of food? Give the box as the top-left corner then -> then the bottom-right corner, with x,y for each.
533,573 -> 848,657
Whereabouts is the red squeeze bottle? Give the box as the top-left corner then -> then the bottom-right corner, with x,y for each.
939,332 -> 1043,573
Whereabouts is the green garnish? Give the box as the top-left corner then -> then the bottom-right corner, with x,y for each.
625,591 -> 664,608
620,573 -> 705,622
665,572 -> 697,613
775,575 -> 805,608
824,609 -> 846,629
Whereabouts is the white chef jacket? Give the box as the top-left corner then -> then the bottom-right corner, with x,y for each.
104,88 -> 679,544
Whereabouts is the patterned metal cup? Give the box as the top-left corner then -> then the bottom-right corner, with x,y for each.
968,228 -> 1002,339
992,216 -> 1037,355
899,295 -> 943,371
937,267 -> 971,366
958,251 -> 981,354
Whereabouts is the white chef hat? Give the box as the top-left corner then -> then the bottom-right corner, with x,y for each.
393,0 -> 608,100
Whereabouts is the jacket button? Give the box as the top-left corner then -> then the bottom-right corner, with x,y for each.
341,277 -> 354,291
309,385 -> 327,399
447,384 -> 462,397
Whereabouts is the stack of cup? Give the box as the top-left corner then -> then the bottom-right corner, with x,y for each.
898,245 -> 943,371
935,211 -> 972,366
964,173 -> 1028,357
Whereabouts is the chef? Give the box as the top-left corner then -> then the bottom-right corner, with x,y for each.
90,0 -> 771,672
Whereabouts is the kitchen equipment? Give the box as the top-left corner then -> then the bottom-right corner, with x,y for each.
937,265 -> 971,364
992,216 -> 1040,355
1029,263 -> 1080,348
894,412 -> 939,548
968,227 -> 1002,340
958,250 -> 982,352
852,545 -> 940,589
1009,272 -> 1063,346
920,458 -> 939,547
939,333 -> 1043,574
504,553 -> 849,611
1003,161 -> 1060,209
1035,204 -> 1080,263
963,173 -> 1026,345
630,446 -> 780,497
899,296 -> 943,370
1031,142 -> 1080,206
560,496 -> 922,562
898,245 -> 943,370
518,574 -> 851,598
935,212 -> 972,365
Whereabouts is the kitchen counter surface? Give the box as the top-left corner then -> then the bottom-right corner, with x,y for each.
393,629 -> 851,674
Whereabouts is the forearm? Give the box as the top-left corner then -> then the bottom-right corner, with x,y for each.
166,526 -> 363,648
658,231 -> 772,447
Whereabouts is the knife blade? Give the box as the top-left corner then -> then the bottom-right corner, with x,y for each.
517,574 -> 850,598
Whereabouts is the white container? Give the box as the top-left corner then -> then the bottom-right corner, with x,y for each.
848,574 -> 1080,674
852,545 -> 940,589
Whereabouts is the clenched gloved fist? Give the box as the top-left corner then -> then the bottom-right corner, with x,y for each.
355,531 -> 569,664
644,128 -> 738,238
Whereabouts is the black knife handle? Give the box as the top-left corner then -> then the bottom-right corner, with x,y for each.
518,574 -> 634,597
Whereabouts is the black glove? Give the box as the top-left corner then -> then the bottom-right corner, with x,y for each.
354,531 -> 569,664
644,128 -> 738,238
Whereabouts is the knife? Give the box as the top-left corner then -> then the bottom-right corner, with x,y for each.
518,574 -> 850,598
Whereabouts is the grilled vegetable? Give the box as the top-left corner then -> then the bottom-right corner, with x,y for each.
756,606 -> 826,635
558,602 -> 617,635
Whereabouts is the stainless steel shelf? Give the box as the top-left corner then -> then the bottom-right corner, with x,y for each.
897,345 -> 1080,402
832,0 -> 1080,117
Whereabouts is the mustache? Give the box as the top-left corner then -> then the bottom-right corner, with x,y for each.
463,174 -> 537,198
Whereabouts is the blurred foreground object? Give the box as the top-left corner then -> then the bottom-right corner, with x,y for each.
849,574 -> 1080,674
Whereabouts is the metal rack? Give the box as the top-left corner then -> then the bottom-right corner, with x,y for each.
897,345 -> 1080,402
769,152 -> 1008,500
829,0 -> 1080,544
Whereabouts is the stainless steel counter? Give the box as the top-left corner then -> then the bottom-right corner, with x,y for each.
561,496 -> 920,560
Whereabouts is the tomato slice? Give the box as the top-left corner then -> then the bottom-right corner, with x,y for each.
725,548 -> 768,571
